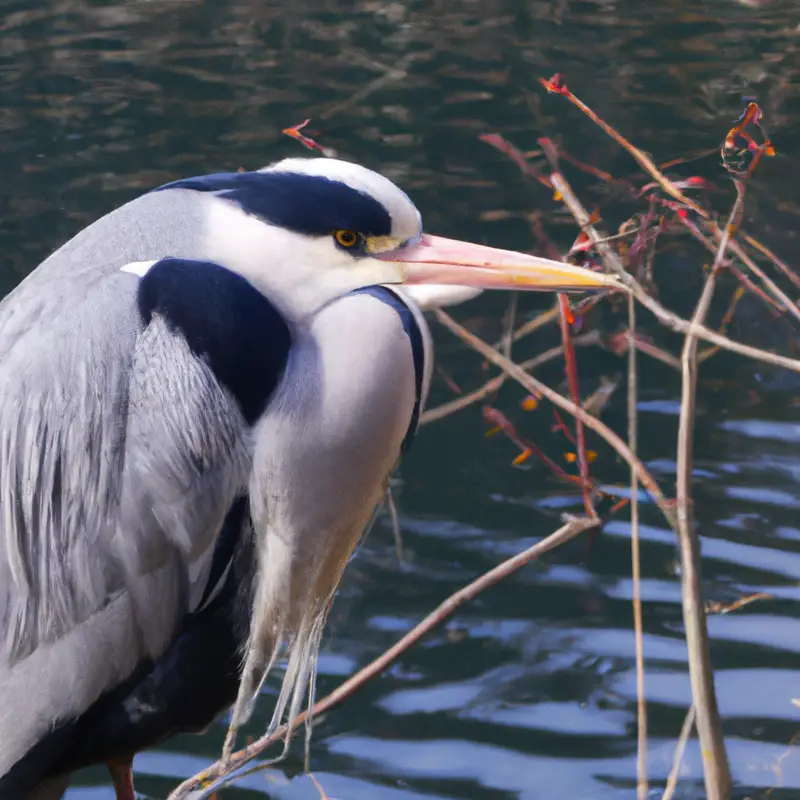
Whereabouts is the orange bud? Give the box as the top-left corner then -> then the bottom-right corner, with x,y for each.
512,448 -> 532,466
564,450 -> 597,464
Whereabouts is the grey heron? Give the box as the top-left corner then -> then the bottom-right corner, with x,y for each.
0,156 -> 619,799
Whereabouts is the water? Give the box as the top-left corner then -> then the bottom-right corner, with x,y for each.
2,0 -> 800,797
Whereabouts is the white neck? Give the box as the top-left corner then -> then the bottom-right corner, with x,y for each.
200,197 -> 328,321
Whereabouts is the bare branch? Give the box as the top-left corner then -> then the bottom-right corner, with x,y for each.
539,76 -> 709,218
740,232 -> 800,291
628,292 -> 648,800
661,706 -> 697,800
679,216 -> 800,325
309,772 -> 332,800
673,186 -> 742,800
420,334 -> 600,425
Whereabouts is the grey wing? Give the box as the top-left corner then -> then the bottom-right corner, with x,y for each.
0,269 -> 250,776
0,187 -> 211,362
114,310 -> 252,652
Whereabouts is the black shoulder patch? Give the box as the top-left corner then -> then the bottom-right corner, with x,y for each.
137,258 -> 291,424
152,171 -> 393,238
349,286 -> 425,453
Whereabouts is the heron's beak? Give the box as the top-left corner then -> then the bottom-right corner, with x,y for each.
382,234 -> 623,293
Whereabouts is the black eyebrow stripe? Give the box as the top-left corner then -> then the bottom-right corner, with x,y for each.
153,171 -> 393,237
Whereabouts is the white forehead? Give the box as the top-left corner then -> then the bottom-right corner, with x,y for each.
263,157 -> 422,240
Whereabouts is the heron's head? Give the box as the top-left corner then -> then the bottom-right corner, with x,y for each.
196,157 -> 622,317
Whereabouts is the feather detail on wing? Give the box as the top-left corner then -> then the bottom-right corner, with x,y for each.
0,270 -> 256,778
0,278 -> 252,665
0,276 -> 139,664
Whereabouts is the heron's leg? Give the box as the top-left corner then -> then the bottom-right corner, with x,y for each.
107,757 -> 135,800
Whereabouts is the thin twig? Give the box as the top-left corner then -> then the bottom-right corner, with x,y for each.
420,334 -> 600,425
661,706 -> 697,800
673,186 -> 742,800
433,309 -> 676,528
627,334 -> 682,371
539,76 -> 709,218
569,225 -> 642,255
678,216 -> 800,325
484,405 -> 587,486
168,517 -> 599,799
421,374 -> 507,426
628,291 -> 648,800
507,305 -> 559,345
557,294 -> 595,516
740,232 -> 800,290
766,730 -> 800,795
421,373 -> 507,425
308,772 -> 331,800
723,238 -> 799,322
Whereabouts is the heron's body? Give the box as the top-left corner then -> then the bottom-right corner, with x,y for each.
0,174 -> 429,797
0,156 -> 617,798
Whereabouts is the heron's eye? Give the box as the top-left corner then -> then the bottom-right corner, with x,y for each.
334,229 -> 359,248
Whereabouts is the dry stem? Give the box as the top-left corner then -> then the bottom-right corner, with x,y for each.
672,188 -> 743,800
540,75 -> 709,219
741,232 -> 800,291
308,772 -> 331,800
503,305 -> 559,346
661,706 -> 697,800
678,217 -> 800,325
628,291 -> 648,800
420,334 -> 600,425
557,294 -> 595,516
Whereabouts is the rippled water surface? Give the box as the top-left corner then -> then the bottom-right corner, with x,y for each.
3,0 -> 800,797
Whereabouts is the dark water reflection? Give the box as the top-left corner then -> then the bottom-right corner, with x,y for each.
3,0 -> 800,797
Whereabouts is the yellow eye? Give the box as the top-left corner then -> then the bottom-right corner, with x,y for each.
334,229 -> 359,248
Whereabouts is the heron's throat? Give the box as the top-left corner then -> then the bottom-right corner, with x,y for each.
225,513 -> 367,756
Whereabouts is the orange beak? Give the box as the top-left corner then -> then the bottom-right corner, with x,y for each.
381,234 -> 622,293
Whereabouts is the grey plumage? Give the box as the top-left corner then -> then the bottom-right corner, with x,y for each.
0,189 -> 255,775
